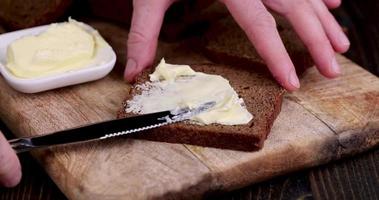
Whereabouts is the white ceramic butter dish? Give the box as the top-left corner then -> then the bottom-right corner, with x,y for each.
0,23 -> 116,93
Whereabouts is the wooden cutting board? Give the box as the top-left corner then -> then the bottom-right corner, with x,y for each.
0,20 -> 378,199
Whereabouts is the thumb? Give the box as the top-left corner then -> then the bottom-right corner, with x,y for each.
124,0 -> 174,82
0,131 -> 21,187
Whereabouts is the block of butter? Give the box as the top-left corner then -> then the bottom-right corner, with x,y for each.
0,18 -> 116,93
7,18 -> 107,78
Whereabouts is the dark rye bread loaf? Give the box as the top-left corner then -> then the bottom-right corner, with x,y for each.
118,63 -> 285,151
204,16 -> 313,75
0,0 -> 72,30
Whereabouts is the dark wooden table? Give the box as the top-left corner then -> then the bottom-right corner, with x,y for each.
1,1 -> 378,199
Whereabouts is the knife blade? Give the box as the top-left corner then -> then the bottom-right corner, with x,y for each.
9,101 -> 216,153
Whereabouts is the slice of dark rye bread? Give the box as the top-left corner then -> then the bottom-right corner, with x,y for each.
203,16 -> 314,75
118,63 -> 285,151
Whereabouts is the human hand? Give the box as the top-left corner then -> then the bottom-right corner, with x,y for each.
124,0 -> 349,91
0,130 -> 21,187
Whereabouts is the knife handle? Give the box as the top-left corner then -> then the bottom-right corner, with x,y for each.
9,138 -> 35,153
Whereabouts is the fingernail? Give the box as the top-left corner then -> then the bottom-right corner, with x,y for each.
288,70 -> 300,89
124,58 -> 137,82
331,57 -> 341,75
339,31 -> 350,47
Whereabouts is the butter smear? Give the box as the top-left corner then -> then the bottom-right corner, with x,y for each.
6,18 -> 107,78
126,59 -> 253,125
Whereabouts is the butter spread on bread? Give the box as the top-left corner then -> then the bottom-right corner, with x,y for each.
6,18 -> 107,78
126,59 -> 253,125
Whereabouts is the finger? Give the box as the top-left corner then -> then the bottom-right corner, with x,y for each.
0,132 -> 21,187
221,0 -> 300,91
310,0 -> 349,53
125,0 -> 175,82
274,0 -> 341,78
322,0 -> 341,9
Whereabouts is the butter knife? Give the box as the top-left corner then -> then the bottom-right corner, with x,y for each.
9,101 -> 215,153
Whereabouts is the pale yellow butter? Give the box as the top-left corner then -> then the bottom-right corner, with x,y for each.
149,61 -> 196,82
126,59 -> 253,125
6,19 -> 106,78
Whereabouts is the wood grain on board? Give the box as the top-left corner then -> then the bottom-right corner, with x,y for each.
0,21 -> 378,199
